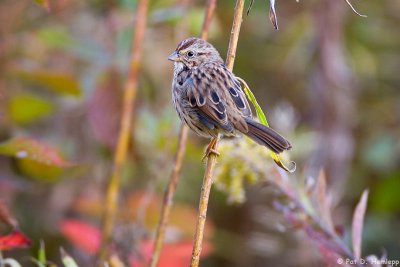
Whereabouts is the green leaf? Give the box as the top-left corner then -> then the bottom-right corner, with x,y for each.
0,137 -> 72,167
60,248 -> 79,267
38,240 -> 46,265
237,77 -> 296,173
0,137 -> 73,182
7,93 -> 53,124
17,158 -> 63,182
12,69 -> 81,96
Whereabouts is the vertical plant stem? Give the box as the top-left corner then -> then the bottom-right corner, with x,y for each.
190,1 -> 245,266
148,127 -> 188,267
149,1 -> 216,266
225,0 -> 244,70
200,0 -> 217,40
189,136 -> 218,267
98,0 -> 149,264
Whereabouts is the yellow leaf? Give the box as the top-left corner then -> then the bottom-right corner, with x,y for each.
12,69 -> 81,96
17,159 -> 63,182
7,93 -> 53,124
237,77 -> 296,173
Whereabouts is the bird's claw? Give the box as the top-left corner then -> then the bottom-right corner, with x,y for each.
202,148 -> 220,162
202,137 -> 220,162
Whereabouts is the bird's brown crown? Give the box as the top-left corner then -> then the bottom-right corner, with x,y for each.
171,37 -> 223,67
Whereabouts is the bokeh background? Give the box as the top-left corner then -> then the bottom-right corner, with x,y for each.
0,0 -> 399,266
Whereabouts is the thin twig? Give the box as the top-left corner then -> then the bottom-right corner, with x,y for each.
190,1 -> 245,266
200,0 -> 217,40
98,0 -> 149,264
149,1 -> 216,266
344,0 -> 367,17
225,0 -> 245,71
148,127 -> 188,267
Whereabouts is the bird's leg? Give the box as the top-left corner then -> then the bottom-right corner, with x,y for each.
202,136 -> 220,161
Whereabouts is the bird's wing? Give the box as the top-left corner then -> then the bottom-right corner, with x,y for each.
186,63 -> 252,133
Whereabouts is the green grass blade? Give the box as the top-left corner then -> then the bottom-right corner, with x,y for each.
237,77 -> 296,173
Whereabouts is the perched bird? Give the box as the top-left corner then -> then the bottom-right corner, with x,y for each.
168,37 -> 292,157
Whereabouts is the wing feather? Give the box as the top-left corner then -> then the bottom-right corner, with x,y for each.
186,63 -> 253,134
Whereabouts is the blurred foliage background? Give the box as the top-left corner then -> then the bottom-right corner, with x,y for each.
0,0 -> 399,266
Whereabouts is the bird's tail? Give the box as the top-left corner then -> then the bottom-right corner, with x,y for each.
244,118 -> 292,153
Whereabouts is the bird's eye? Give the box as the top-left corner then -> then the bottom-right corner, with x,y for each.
187,51 -> 194,57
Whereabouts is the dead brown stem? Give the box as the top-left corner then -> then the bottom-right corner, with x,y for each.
148,127 -> 188,267
225,0 -> 244,70
149,1 -> 216,266
200,0 -> 217,40
190,1 -> 245,266
98,0 -> 149,265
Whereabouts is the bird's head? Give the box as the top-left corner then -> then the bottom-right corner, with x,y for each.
168,37 -> 223,68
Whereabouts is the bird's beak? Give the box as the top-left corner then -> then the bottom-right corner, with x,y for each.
168,51 -> 179,62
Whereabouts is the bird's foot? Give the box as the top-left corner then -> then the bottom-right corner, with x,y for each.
202,138 -> 220,162
202,148 -> 220,161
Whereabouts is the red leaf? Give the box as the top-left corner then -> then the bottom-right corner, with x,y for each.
0,137 -> 73,167
59,219 -> 100,255
131,240 -> 213,267
159,240 -> 213,267
352,190 -> 369,259
0,230 -> 31,250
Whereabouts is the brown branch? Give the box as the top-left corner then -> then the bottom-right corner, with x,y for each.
225,0 -> 245,70
149,1 -> 216,266
190,1 -> 245,266
98,0 -> 149,264
148,128 -> 188,267
200,0 -> 217,40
